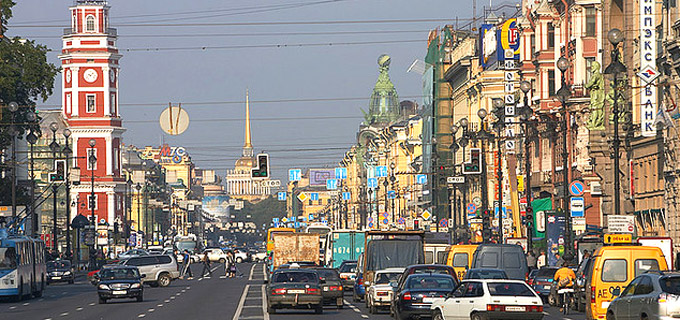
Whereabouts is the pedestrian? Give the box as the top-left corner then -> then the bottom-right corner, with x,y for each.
537,249 -> 547,269
181,250 -> 193,280
225,251 -> 236,278
526,250 -> 537,270
200,252 -> 213,278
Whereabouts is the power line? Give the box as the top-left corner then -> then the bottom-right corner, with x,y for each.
125,115 -> 363,124
23,29 -> 429,39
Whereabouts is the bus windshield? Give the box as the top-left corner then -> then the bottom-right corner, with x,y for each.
0,248 -> 17,269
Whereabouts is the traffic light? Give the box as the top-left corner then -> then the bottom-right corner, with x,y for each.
414,219 -> 420,230
48,160 -> 66,182
463,148 -> 481,174
251,153 -> 269,179
482,209 -> 492,241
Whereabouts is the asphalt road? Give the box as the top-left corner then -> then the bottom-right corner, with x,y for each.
1,262 -> 586,320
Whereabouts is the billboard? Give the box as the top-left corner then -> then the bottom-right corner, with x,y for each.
202,196 -> 231,219
479,24 -> 496,68
546,214 -> 566,267
496,18 -> 520,61
309,169 -> 335,186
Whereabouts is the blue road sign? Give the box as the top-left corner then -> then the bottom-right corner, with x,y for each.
569,180 -> 585,196
342,192 -> 351,200
277,192 -> 287,201
289,169 -> 302,182
367,178 -> 378,188
398,217 -> 405,224
440,219 -> 448,227
376,166 -> 388,177
335,167 -> 348,180
321,219 -> 328,225
290,216 -> 296,222
273,223 -> 280,228
382,219 -> 389,224
310,192 -> 319,201
570,197 -> 585,217
272,218 -> 279,223
494,207 -> 508,219
294,222 -> 300,228
326,179 -> 338,190
416,174 -> 427,185
382,212 -> 389,218
368,217 -> 374,222
368,222 -> 374,228
387,190 -> 396,199
308,214 -> 314,220
467,203 -> 477,214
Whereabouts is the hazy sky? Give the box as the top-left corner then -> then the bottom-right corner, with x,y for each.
9,0 -> 480,182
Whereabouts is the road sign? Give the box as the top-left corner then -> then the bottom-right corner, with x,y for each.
439,219 -> 448,228
467,203 -> 477,214
382,219 -> 389,225
416,174 -> 427,185
290,216 -> 296,222
288,169 -> 302,182
297,192 -> 309,202
387,190 -> 396,199
326,179 -> 338,190
608,215 -> 635,233
367,178 -> 378,188
272,218 -> 279,223
638,65 -> 660,84
321,219 -> 328,225
572,217 -> 586,232
342,192 -> 351,201
570,197 -> 584,217
282,217 -> 288,223
277,192 -> 286,201
421,210 -> 432,220
569,180 -> 585,196
308,214 -> 314,220
294,222 -> 300,228
335,167 -> 348,180
605,233 -> 633,244
310,192 -> 319,201
368,222 -> 374,228
376,166 -> 388,178
368,217 -> 374,222
398,217 -> 405,224
382,212 -> 389,219
447,176 -> 465,184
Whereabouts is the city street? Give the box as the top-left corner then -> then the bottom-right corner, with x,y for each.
1,262 -> 584,320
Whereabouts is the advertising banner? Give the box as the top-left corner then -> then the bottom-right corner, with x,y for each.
531,197 -> 552,238
496,18 -> 520,61
546,214 -> 566,267
309,169 -> 335,186
479,24 -> 496,68
202,196 -> 231,220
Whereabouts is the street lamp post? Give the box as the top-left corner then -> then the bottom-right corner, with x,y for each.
7,102 -> 19,219
26,130 -> 38,237
50,122 -> 60,252
136,183 -> 142,247
476,108 -> 491,242
389,162 -> 397,225
556,56 -> 574,264
519,80 -> 534,250
88,138 -> 97,269
492,98 -> 505,244
603,28 -> 626,218
62,129 -> 72,260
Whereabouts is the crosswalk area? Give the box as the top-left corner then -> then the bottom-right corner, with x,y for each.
233,265 -> 268,320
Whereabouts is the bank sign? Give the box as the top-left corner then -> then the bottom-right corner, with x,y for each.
640,0 -> 656,137
158,145 -> 188,164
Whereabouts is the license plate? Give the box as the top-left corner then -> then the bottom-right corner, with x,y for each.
323,287 -> 329,291
422,297 -> 434,303
112,290 -> 126,295
506,306 -> 526,312
601,301 -> 610,309
52,276 -> 61,280
544,285 -> 551,289
288,289 -> 305,294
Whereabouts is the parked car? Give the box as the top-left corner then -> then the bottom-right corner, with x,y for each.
470,244 -> 529,280
573,256 -> 592,312
252,249 -> 267,262
463,268 -> 508,280
353,254 -> 365,302
120,255 -> 180,287
607,271 -> 680,320
266,269 -> 324,314
338,260 -> 357,291
202,248 -> 227,263
96,266 -> 145,304
392,273 -> 457,320
312,268 -> 344,308
118,249 -> 149,260
528,267 -> 558,298
47,260 -> 75,284
527,269 -> 539,286
365,267 -> 403,314
430,279 -> 544,320
234,248 -> 250,263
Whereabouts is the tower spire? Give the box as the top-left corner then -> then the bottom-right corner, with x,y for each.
243,90 -> 253,157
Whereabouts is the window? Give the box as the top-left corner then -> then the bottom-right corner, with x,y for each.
660,276 -> 680,294
66,94 -> 71,114
620,277 -> 640,297
586,7 -> 597,37
86,94 -> 96,113
454,281 -> 484,297
547,23 -> 555,48
503,252 -> 521,269
87,194 -> 98,210
157,256 -> 172,264
437,251 -> 448,264
548,70 -> 556,97
635,259 -> 660,277
634,276 -> 654,295
481,252 -> 498,268
86,15 -> 96,32
585,58 -> 596,83
113,147 -> 119,172
602,259 -> 628,282
110,93 -> 116,116
487,282 -> 535,296
86,148 -> 97,170
530,34 -> 536,55
425,251 -> 434,264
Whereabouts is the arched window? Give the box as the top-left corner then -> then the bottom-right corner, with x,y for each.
86,15 -> 96,32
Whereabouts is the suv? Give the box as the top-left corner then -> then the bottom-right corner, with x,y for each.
121,255 -> 180,287
607,271 -> 680,320
203,248 -> 227,263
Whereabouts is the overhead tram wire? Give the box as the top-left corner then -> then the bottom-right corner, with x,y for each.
23,29 -> 430,39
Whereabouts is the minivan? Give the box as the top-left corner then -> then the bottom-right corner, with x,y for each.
122,255 -> 181,287
585,245 -> 668,320
445,244 -> 478,280
470,244 -> 528,280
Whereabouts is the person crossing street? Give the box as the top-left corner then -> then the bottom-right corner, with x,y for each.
200,252 -> 213,278
180,250 -> 193,280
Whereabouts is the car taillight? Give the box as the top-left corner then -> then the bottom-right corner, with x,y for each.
527,279 -> 534,286
377,291 -> 388,296
329,286 -> 342,291
271,288 -> 286,295
528,305 -> 543,312
403,292 -> 412,300
306,288 -> 320,294
659,293 -> 668,303
591,286 -> 596,304
487,304 -> 505,312
357,278 -> 363,286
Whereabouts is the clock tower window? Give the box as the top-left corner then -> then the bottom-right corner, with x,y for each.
86,94 -> 96,113
86,15 -> 96,32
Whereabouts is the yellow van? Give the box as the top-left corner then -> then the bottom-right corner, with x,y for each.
445,244 -> 478,280
586,245 -> 668,320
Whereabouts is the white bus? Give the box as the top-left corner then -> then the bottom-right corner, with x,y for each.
0,234 -> 47,300
305,224 -> 333,266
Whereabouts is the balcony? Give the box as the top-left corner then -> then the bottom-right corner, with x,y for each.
63,28 -> 117,37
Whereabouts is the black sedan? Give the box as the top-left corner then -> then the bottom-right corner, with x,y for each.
96,266 -> 145,304
266,269 -> 324,314
312,268 -> 344,308
530,267 -> 558,298
392,274 -> 457,320
47,260 -> 75,284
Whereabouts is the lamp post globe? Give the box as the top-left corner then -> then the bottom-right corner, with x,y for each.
89,139 -> 96,147
7,101 -> 18,112
459,117 -> 469,128
607,28 -> 624,45
50,122 -> 59,133
477,108 -> 488,120
63,128 -> 71,138
557,57 -> 570,72
520,80 -> 532,94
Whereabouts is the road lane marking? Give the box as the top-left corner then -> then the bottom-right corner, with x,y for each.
232,284 -> 250,320
157,304 -> 163,307
148,308 -> 155,312
248,264 -> 256,280
344,299 -> 370,318
9,306 -> 16,310
23,302 -> 30,306
164,299 -> 170,303
60,312 -> 69,317
170,296 -> 176,300
361,315 -> 369,319
138,314 -> 145,318
76,307 -> 83,311
88,303 -> 95,306
261,284 -> 269,320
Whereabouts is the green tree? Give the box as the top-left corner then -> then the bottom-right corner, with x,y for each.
0,0 -> 59,205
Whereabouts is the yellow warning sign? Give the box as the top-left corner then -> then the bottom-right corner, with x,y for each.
604,233 -> 632,244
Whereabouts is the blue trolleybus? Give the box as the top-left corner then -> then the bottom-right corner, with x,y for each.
0,230 -> 47,300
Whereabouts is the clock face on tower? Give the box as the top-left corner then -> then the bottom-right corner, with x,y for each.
65,69 -> 71,83
83,69 -> 98,83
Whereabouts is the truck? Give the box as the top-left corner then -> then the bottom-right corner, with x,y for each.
362,230 -> 425,289
637,237 -> 674,270
424,232 -> 451,264
267,233 -> 320,281
330,230 -> 365,268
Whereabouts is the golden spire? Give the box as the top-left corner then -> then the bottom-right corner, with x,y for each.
243,90 -> 253,156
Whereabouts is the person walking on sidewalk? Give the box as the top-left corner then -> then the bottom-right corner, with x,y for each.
200,252 -> 213,278
181,250 -> 193,280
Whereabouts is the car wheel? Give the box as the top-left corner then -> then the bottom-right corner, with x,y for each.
137,294 -> 143,302
315,304 -> 323,314
158,274 -> 171,287
606,311 -> 616,320
236,257 -> 243,263
548,293 -> 557,306
99,297 -> 107,304
395,308 -> 409,320
471,313 -> 487,320
219,258 -> 225,263
433,310 -> 445,320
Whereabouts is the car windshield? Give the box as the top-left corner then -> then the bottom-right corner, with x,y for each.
536,268 -> 558,277
466,269 -> 507,279
47,261 -> 71,269
375,272 -> 401,284
0,248 -> 17,269
315,269 -> 340,280
660,276 -> 680,295
99,268 -> 140,280
487,282 -> 535,296
412,267 -> 451,275
339,263 -> 357,273
273,272 -> 319,284
407,276 -> 454,290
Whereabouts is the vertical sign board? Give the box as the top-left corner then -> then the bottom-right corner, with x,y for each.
546,214 -> 566,267
640,0 -> 656,137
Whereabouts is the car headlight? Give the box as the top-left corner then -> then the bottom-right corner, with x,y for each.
98,284 -> 110,290
130,283 -> 141,288
64,271 -> 71,275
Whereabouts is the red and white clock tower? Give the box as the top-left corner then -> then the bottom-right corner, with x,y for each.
59,0 -> 125,231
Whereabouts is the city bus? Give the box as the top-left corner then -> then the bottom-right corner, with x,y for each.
266,227 -> 295,254
0,232 -> 47,301
305,224 -> 333,266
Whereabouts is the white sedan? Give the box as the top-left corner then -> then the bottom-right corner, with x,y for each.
430,279 -> 544,320
366,267 -> 404,314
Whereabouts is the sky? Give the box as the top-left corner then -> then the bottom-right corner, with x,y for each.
8,0 -> 487,182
